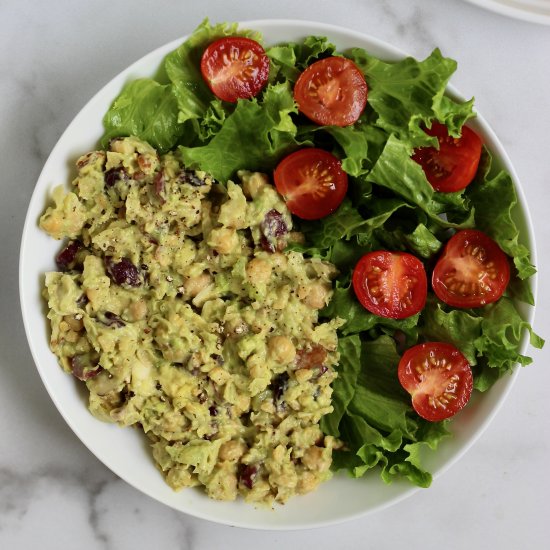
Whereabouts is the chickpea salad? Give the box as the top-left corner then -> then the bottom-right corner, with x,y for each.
40,19 -> 542,503
41,136 -> 343,504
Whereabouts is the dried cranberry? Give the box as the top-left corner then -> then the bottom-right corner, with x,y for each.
153,171 -> 165,202
295,344 -> 327,369
105,257 -> 141,287
137,154 -> 155,173
179,169 -> 206,187
270,372 -> 289,402
76,294 -> 89,308
239,464 -> 259,489
262,209 -> 287,237
97,311 -> 125,328
316,365 -> 329,377
260,210 -> 287,252
259,235 -> 272,253
55,240 -> 82,271
70,355 -> 103,381
198,392 -> 208,404
76,151 -> 107,170
104,167 -> 128,188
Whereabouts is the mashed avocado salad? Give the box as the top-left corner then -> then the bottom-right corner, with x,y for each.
41,136 -> 343,504
39,20 -> 542,505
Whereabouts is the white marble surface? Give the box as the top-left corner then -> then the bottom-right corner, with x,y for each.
2,0 -> 550,547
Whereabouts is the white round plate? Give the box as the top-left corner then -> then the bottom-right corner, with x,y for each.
19,19 -> 536,530
463,0 -> 550,24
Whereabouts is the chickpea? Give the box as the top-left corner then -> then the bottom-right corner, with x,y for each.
303,282 -> 330,309
184,272 -> 212,298
248,353 -> 268,379
208,366 -> 230,386
294,368 -> 313,383
272,287 -> 289,310
86,288 -> 101,306
271,253 -> 288,271
241,171 -> 268,199
302,445 -> 330,473
288,231 -> 305,244
246,258 -> 272,284
297,471 -> 319,494
63,315 -> 83,332
268,335 -> 296,365
297,285 -> 311,300
208,227 -> 239,255
110,138 -> 136,154
275,471 -> 298,489
219,440 -> 247,462
234,393 -> 251,414
260,400 -> 276,414
128,299 -> 147,321
64,330 -> 80,343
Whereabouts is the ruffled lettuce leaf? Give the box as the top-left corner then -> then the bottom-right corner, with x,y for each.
164,19 -> 262,131
321,280 -> 420,337
420,297 -> 483,365
101,19 -> 264,152
101,79 -> 184,152
350,47 -> 475,145
365,134 -> 475,229
320,335 -> 362,437
327,335 -> 451,486
179,81 -> 303,181
267,35 -> 336,82
420,296 -> 543,392
467,149 -> 536,280
475,297 -> 544,369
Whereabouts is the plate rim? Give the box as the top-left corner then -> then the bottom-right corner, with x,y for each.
462,0 -> 550,25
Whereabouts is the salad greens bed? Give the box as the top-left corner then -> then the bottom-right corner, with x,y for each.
101,19 -> 542,487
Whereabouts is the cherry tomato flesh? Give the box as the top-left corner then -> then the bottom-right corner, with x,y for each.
398,342 -> 473,422
352,251 -> 427,319
273,148 -> 348,220
412,122 -> 482,192
294,56 -> 368,127
200,37 -> 270,103
432,229 -> 510,308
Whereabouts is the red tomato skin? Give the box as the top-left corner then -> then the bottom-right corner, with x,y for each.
412,122 -> 483,192
294,57 -> 368,127
200,37 -> 270,103
352,251 -> 427,319
273,148 -> 348,220
432,229 -> 510,308
398,342 -> 473,422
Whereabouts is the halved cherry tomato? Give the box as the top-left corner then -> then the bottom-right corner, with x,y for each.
294,57 -> 368,127
273,148 -> 348,220
398,342 -> 473,422
200,37 -> 270,103
412,122 -> 482,192
352,251 -> 427,319
432,229 -> 510,308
